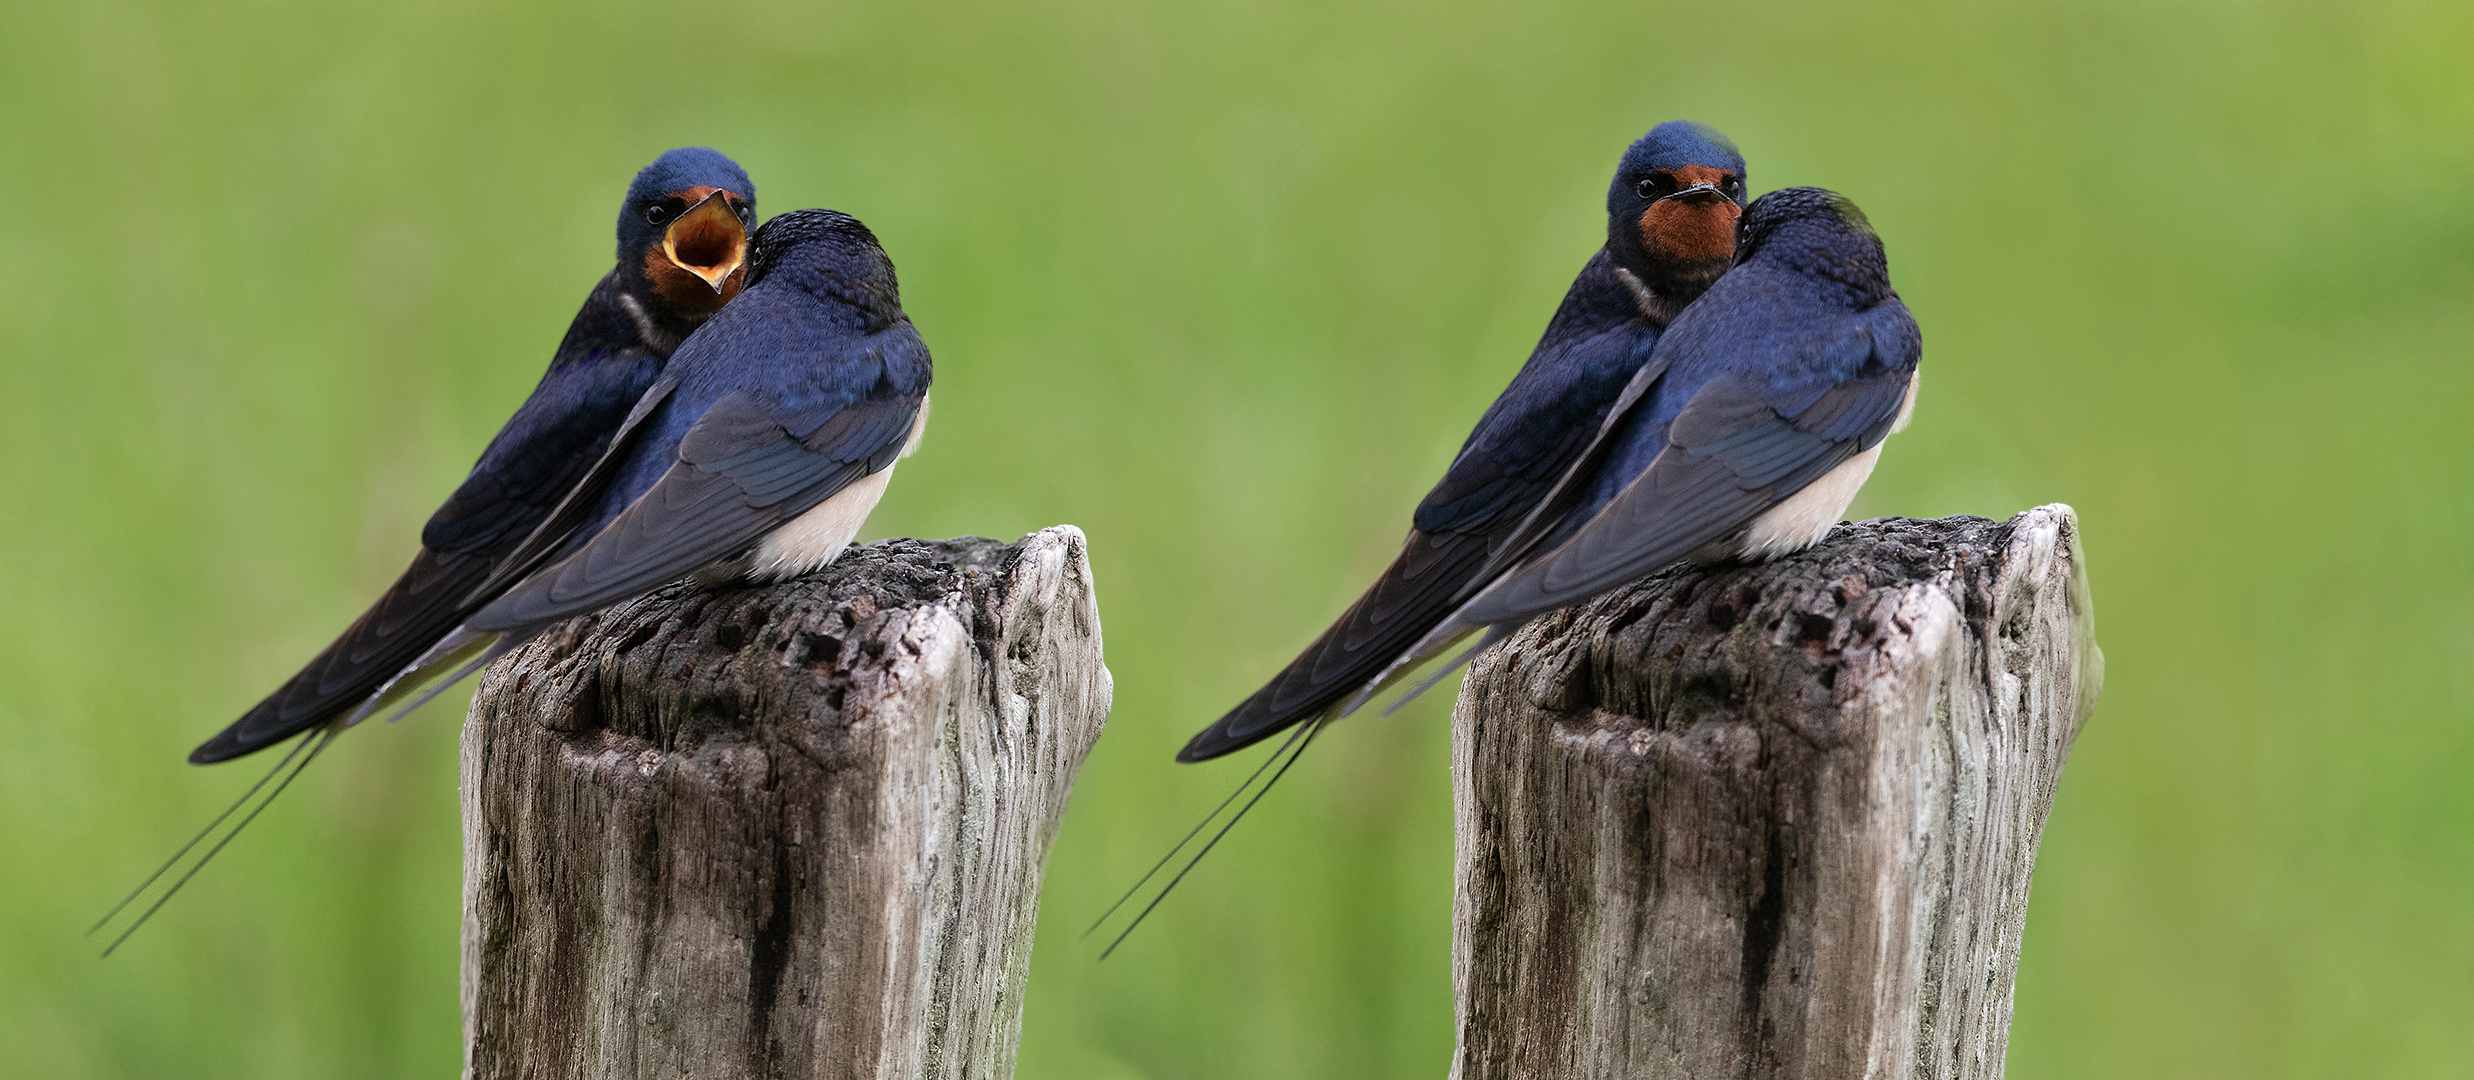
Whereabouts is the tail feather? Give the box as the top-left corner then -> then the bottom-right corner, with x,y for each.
341,626 -> 500,726
1092,718 -> 1327,959
352,631 -> 525,729
1177,528 -> 1495,762
1085,718 -> 1321,942
101,625 -> 535,956
189,548 -> 495,764
92,726 -> 341,957
1373,622 -> 1520,717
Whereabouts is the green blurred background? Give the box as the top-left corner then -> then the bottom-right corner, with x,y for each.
3,0 -> 2469,1075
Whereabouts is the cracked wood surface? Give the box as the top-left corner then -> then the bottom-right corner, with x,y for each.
460,527 -> 1109,1080
1449,506 -> 2099,1080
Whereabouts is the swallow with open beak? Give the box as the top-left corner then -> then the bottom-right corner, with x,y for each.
351,209 -> 932,720
1178,121 -> 1749,762
188,147 -> 757,764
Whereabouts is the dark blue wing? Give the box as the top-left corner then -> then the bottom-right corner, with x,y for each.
420,351 -> 664,551
1413,279 -> 1655,532
1455,326 -> 1915,628
1178,259 -> 1658,761
469,380 -> 925,631
191,281 -> 664,764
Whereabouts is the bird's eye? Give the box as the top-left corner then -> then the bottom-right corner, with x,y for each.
736,205 -> 755,226
1723,176 -> 1743,195
644,203 -> 671,226
1635,175 -> 1677,200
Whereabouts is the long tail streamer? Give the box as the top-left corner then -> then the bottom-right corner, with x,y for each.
89,725 -> 342,958
1088,717 -> 1327,960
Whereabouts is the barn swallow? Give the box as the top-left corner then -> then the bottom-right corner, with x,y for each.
185,148 -> 759,765
1109,187 -> 1916,957
363,208 -> 932,708
1387,186 -> 1920,682
96,149 -> 764,953
1175,121 -> 1748,763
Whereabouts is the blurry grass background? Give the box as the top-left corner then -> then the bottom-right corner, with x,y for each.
3,0 -> 2470,1076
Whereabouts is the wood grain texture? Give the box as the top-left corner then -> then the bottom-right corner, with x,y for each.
459,526 -> 1109,1080
1449,506 -> 2099,1080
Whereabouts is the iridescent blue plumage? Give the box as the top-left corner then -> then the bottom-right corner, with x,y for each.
98,149 -> 768,956
189,148 -> 758,764
462,209 -> 931,632
1178,121 -> 1750,761
213,208 -> 927,760
1418,187 -> 1920,660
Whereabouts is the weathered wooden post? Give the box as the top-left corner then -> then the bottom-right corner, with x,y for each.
459,526 -> 1109,1080
1449,506 -> 2099,1079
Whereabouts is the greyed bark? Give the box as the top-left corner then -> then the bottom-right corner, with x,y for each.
460,527 -> 1109,1080
1450,506 -> 2099,1080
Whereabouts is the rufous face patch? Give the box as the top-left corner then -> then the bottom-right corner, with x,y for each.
1638,165 -> 1741,265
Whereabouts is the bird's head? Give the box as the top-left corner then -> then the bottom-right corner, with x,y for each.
617,147 -> 757,314
1733,186 -> 1893,303
744,209 -> 906,330
1605,121 -> 1747,295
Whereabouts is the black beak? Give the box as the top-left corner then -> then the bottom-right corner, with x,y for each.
1662,183 -> 1730,206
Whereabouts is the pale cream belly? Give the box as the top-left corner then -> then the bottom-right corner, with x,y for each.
746,393 -> 930,582
1736,445 -> 1882,560
1728,370 -> 1919,562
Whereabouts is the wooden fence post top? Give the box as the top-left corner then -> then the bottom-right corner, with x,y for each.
462,526 -> 1108,1080
473,527 -> 1106,747
1484,505 -> 2096,737
1451,505 -> 2098,1080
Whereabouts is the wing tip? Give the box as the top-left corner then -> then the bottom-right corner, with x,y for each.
1176,711 -> 1290,763
188,721 -> 279,765
1175,724 -> 1246,763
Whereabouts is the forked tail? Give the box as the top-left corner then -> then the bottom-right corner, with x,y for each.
1085,717 -> 1327,958
89,725 -> 342,957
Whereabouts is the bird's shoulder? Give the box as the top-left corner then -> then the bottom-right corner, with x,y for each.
418,275 -> 670,553
1755,293 -> 1919,400
1658,263 -> 1914,390
610,293 -> 928,495
1410,254 -> 1662,534
667,303 -> 926,422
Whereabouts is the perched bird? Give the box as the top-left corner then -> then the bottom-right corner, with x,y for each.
1176,121 -> 1749,762
1403,186 -> 1919,661
97,149 -> 764,954
188,147 -> 759,764
382,207 -> 932,696
1112,192 -> 1917,957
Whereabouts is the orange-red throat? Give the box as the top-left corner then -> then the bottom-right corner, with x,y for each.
1637,164 -> 1741,266
645,185 -> 750,311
